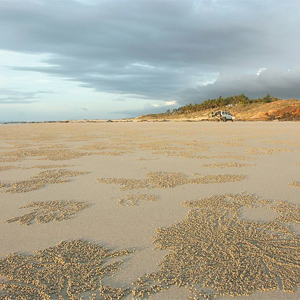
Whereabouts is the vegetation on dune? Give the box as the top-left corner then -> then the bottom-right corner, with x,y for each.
166,93 -> 277,116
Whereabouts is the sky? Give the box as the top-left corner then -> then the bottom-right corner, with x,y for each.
0,0 -> 300,122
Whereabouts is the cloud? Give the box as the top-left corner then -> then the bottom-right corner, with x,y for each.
112,98 -> 127,102
0,0 -> 300,103
0,97 -> 37,104
0,89 -> 45,104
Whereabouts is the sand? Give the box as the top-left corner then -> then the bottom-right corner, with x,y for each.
0,121 -> 300,300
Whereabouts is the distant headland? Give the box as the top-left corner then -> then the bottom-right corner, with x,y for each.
136,95 -> 300,122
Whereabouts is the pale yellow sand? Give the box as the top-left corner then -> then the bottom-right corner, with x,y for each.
0,121 -> 300,299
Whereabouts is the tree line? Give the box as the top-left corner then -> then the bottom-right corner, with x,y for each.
165,94 -> 278,115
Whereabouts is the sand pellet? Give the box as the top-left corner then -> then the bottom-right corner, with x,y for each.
144,194 -> 300,299
0,166 -> 17,172
271,201 -> 300,224
0,240 -> 133,299
288,181 -> 300,190
5,200 -> 91,225
98,172 -> 246,191
246,147 -> 291,155
201,162 -> 254,168
1,169 -> 89,193
117,194 -> 159,206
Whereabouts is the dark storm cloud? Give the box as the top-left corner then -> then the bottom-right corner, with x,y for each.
179,68 -> 300,103
1,0 -> 300,103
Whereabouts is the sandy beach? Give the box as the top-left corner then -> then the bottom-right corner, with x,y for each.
0,121 -> 300,300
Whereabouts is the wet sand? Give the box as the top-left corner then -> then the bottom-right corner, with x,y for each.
0,121 -> 299,299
